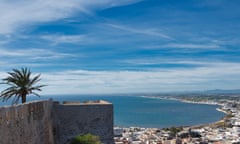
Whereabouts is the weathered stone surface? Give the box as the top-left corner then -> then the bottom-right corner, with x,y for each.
0,100 -> 54,144
53,102 -> 113,144
0,100 -> 114,144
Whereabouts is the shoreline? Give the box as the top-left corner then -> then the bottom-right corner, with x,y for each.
116,95 -> 240,143
139,95 -> 228,129
141,95 -> 221,106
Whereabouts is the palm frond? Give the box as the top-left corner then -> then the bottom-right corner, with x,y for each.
0,67 -> 46,104
30,74 -> 41,86
31,92 -> 40,97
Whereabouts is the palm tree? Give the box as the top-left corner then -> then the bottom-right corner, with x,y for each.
0,67 -> 45,104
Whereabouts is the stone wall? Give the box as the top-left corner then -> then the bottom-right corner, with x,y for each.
53,101 -> 113,144
0,100 -> 54,144
0,100 -> 114,144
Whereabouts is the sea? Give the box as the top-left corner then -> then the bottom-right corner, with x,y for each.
0,95 -> 224,128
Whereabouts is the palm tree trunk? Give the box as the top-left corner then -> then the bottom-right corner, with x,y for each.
22,94 -> 26,103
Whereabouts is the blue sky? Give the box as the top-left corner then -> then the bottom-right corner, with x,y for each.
0,0 -> 240,95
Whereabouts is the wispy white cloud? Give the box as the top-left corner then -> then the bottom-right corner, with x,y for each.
34,62 -> 240,94
142,43 -> 221,50
123,58 -> 213,66
0,48 -> 75,59
162,43 -> 220,49
0,0 -> 142,34
0,48 -> 77,70
107,23 -> 173,40
0,62 -> 57,71
40,34 -> 89,45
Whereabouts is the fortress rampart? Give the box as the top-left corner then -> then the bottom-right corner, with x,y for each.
0,100 -> 114,144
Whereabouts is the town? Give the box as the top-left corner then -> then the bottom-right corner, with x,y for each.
114,94 -> 240,144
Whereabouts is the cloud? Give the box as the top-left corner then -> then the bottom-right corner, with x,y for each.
40,34 -> 89,45
0,60 -> 239,95
142,43 -> 221,50
0,48 -> 76,69
123,58 -> 211,66
107,23 -> 173,40
0,48 -> 74,59
36,62 -> 240,94
0,0 -> 142,34
39,22 -> 174,46
162,43 -> 220,49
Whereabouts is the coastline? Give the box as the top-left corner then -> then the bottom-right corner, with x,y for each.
140,95 -> 228,128
141,95 -> 220,106
115,95 -> 240,143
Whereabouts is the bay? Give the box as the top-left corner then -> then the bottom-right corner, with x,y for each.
0,95 -> 224,128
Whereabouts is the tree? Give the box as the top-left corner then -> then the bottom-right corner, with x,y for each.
0,67 -> 45,104
70,133 -> 102,144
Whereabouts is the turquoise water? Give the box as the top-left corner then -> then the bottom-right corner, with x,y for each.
0,95 -> 224,128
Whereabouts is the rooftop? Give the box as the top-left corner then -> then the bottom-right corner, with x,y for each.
60,100 -> 112,105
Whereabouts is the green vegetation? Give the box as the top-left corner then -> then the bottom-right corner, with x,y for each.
214,121 -> 227,128
70,133 -> 102,144
0,67 -> 45,104
163,126 -> 183,137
